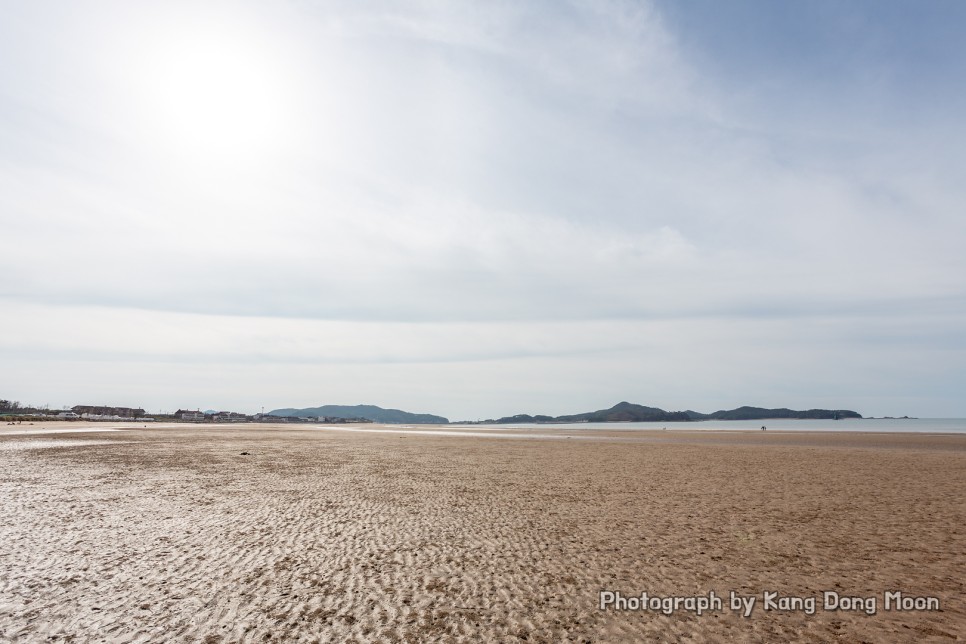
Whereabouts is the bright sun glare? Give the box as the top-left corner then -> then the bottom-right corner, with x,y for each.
142,27 -> 294,167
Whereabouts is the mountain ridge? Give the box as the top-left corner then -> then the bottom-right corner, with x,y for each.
466,402 -> 862,424
269,401 -> 863,425
268,404 -> 448,424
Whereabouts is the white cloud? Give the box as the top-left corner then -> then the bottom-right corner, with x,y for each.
3,299 -> 962,418
1,0 -> 965,416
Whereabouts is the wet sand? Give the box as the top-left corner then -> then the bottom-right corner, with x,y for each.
1,423 -> 964,642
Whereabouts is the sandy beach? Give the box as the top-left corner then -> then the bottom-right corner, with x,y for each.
1,423 -> 963,642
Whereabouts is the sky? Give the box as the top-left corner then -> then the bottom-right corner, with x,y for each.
2,0 -> 965,419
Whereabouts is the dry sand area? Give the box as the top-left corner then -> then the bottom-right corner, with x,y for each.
1,423 -> 964,642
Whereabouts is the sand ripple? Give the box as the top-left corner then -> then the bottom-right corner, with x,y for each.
0,426 -> 963,642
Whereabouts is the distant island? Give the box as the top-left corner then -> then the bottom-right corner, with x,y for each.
269,404 -> 449,425
461,401 -> 862,424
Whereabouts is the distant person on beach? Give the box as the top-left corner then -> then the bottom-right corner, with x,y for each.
761,425 -> 766,431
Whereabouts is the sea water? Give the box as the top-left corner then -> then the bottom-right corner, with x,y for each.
473,418 -> 966,434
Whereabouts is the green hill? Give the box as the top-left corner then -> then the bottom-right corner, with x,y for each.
268,404 -> 448,424
471,402 -> 861,424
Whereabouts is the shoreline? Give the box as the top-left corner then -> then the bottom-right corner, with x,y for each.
4,421 -> 966,448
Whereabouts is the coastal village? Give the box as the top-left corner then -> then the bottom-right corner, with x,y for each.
0,401 -> 370,424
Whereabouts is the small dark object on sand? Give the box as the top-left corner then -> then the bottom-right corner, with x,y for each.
240,451 -> 251,455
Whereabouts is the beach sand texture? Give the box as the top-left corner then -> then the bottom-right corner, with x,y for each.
1,424 -> 964,642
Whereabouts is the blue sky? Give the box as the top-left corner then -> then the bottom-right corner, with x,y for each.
1,1 -> 964,418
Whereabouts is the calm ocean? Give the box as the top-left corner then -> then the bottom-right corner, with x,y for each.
483,418 -> 966,434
